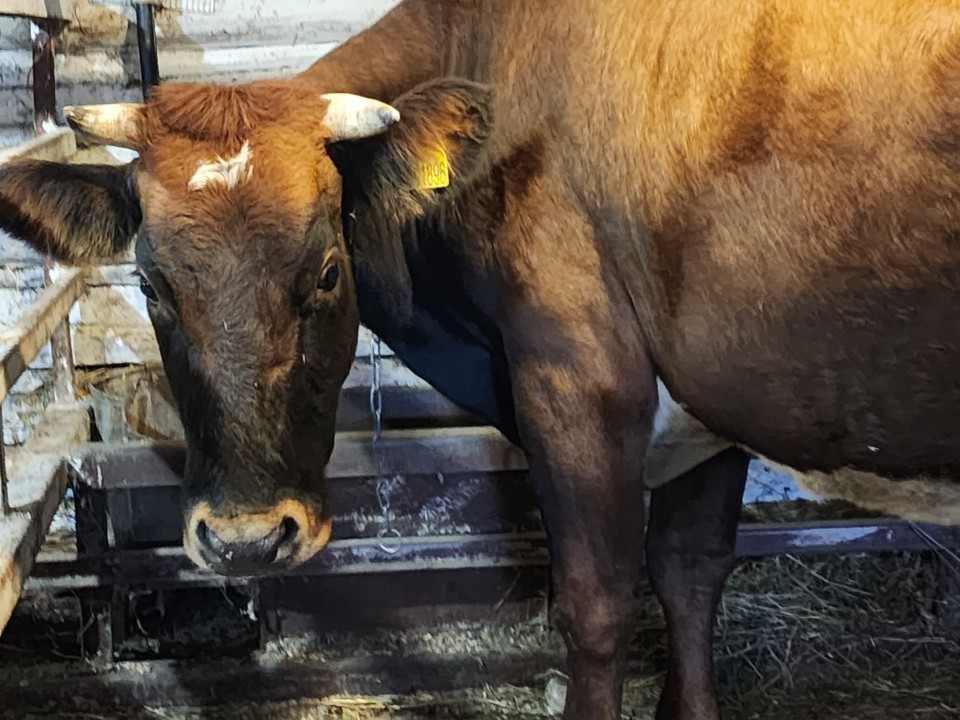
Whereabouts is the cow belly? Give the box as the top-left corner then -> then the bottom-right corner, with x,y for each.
646,383 -> 960,525
645,378 -> 735,488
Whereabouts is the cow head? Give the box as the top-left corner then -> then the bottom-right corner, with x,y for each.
0,77 -> 493,575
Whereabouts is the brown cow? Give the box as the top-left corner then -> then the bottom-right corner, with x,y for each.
3,1 -> 960,718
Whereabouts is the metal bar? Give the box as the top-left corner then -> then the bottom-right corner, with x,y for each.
0,407 -> 9,516
74,479 -> 113,659
30,21 -> 56,135
736,518 -> 960,556
134,3 -> 160,99
29,533 -> 551,591
26,518 -> 960,594
0,268 -> 86,405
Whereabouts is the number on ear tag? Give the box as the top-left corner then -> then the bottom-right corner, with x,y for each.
416,146 -> 450,190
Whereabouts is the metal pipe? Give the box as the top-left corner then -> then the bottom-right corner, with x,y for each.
30,22 -> 56,135
1,407 -> 9,516
134,3 -> 161,100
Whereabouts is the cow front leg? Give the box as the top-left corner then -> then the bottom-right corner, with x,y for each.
646,448 -> 749,720
511,355 -> 656,720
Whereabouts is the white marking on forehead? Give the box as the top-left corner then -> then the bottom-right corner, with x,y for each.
187,141 -> 254,191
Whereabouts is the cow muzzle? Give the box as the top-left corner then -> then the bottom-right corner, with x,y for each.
183,499 -> 333,575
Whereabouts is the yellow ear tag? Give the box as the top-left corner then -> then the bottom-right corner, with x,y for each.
416,146 -> 450,190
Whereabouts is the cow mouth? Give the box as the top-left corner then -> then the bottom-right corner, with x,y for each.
181,498 -> 334,576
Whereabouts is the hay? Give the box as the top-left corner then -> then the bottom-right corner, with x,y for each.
4,550 -> 959,719
710,551 -> 960,719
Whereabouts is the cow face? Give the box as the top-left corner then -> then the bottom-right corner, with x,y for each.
0,77 -> 493,576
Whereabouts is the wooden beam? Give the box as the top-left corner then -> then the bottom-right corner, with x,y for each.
0,127 -> 75,166
70,426 -> 528,488
0,0 -> 72,21
0,268 -> 86,404
0,404 -> 89,634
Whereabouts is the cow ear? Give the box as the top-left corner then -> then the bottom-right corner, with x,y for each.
0,160 -> 141,264
328,77 -> 493,220
327,77 -> 493,328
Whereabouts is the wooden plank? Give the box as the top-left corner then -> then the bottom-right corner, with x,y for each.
0,403 -> 89,634
0,0 -> 72,21
71,323 -> 160,366
0,127 -> 74,166
0,267 -> 85,404
70,284 -> 148,326
67,432 -> 807,501
70,426 -> 527,489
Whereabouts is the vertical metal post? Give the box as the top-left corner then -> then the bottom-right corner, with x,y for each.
75,475 -> 112,660
134,3 -> 161,100
0,406 -> 10,516
30,22 -> 57,135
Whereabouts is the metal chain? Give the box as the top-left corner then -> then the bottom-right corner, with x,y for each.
370,334 -> 401,554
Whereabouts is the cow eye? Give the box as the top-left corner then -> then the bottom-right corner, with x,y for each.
138,274 -> 158,302
317,263 -> 340,293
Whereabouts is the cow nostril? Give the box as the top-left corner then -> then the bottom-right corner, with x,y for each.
280,516 -> 299,545
194,519 -> 227,555
195,519 -> 210,545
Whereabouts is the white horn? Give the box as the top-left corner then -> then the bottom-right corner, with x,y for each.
320,93 -> 400,141
63,103 -> 144,150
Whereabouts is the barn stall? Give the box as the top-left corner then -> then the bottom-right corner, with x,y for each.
1,2 -> 960,719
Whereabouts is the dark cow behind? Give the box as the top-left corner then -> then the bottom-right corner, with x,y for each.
3,1 -> 960,718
